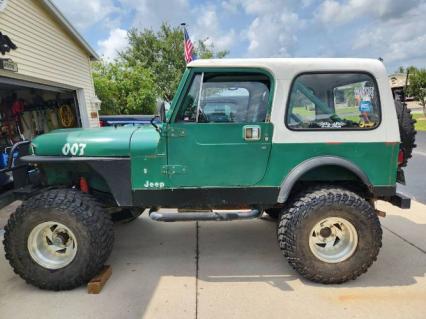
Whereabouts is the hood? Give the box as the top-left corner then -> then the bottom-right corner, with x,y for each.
32,126 -> 154,157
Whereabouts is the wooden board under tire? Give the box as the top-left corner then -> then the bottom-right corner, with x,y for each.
87,265 -> 112,294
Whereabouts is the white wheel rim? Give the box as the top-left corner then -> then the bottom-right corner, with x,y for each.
309,217 -> 358,263
27,221 -> 78,269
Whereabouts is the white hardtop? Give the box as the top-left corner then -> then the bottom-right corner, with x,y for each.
190,58 -> 398,144
188,58 -> 388,80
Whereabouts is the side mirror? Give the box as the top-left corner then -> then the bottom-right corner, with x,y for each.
156,100 -> 166,123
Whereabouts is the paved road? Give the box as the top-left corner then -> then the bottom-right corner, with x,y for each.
398,131 -> 426,204
0,202 -> 426,319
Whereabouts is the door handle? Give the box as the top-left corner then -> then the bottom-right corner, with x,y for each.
243,125 -> 261,141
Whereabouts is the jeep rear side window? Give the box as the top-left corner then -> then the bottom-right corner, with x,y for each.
176,73 -> 270,123
286,73 -> 380,130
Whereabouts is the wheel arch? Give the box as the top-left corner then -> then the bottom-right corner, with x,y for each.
277,156 -> 372,203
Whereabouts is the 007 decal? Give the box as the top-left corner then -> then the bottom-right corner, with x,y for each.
62,143 -> 87,156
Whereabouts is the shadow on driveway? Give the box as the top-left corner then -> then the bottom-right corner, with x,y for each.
196,215 -> 426,291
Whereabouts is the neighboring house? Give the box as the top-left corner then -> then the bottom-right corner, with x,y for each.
0,0 -> 101,142
389,73 -> 421,110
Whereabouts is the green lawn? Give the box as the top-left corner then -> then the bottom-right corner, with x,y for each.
413,113 -> 426,131
292,106 -> 360,122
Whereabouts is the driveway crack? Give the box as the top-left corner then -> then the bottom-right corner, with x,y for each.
195,221 -> 199,319
383,225 -> 426,254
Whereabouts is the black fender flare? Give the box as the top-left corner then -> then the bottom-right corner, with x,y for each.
277,156 -> 372,203
20,155 -> 132,206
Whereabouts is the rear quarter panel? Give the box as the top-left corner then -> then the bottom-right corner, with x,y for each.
261,61 -> 399,188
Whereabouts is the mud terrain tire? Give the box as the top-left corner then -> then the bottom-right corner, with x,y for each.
278,187 -> 382,284
3,189 -> 114,290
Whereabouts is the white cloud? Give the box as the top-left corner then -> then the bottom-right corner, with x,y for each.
55,0 -> 426,69
246,11 -> 303,57
120,0 -> 190,30
351,2 -> 426,66
119,0 -> 236,53
192,5 -> 236,51
97,28 -> 129,60
53,0 -> 121,30
224,0 -> 305,58
315,0 -> 421,25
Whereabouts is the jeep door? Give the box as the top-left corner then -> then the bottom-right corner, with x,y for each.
167,69 -> 273,187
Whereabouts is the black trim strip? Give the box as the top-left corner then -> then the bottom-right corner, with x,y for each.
133,187 -> 280,208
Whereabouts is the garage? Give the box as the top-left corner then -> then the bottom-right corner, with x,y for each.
0,0 -> 100,132
0,0 -> 100,188
0,78 -> 80,140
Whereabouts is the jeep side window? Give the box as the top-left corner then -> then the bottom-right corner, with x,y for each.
176,72 -> 270,123
176,74 -> 203,122
286,73 -> 380,130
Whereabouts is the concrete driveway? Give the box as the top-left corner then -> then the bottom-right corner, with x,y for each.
0,201 -> 425,319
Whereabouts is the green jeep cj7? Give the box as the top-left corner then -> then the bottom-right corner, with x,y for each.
3,58 -> 416,290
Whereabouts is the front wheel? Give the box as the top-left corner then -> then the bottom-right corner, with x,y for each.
3,189 -> 114,290
278,187 -> 382,284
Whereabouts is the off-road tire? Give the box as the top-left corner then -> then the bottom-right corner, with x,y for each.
395,100 -> 416,167
278,186 -> 382,284
3,189 -> 114,291
111,208 -> 145,224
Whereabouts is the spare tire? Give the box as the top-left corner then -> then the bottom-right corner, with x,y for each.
395,100 -> 417,167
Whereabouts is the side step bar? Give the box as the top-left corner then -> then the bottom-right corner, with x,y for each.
149,209 -> 261,222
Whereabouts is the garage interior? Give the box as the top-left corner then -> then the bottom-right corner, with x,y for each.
0,77 -> 81,188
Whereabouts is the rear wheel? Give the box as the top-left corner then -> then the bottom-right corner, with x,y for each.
3,189 -> 114,290
278,186 -> 382,284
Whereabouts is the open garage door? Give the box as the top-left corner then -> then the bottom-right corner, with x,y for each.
0,77 -> 81,188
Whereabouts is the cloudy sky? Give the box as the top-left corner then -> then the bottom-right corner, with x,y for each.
52,0 -> 426,72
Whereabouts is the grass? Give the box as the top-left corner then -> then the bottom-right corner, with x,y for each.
292,106 -> 361,123
413,113 -> 426,131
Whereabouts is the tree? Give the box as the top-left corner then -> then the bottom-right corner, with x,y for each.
93,23 -> 229,114
397,66 -> 405,74
93,61 -> 157,115
407,68 -> 426,116
395,66 -> 418,75
196,40 -> 229,59
121,23 -> 228,101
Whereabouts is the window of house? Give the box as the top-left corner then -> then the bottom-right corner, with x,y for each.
286,73 -> 381,130
176,72 -> 270,123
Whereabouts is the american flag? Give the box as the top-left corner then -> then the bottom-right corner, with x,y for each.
183,26 -> 196,63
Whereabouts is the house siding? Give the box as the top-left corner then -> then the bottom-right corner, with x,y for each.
0,0 -> 99,127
